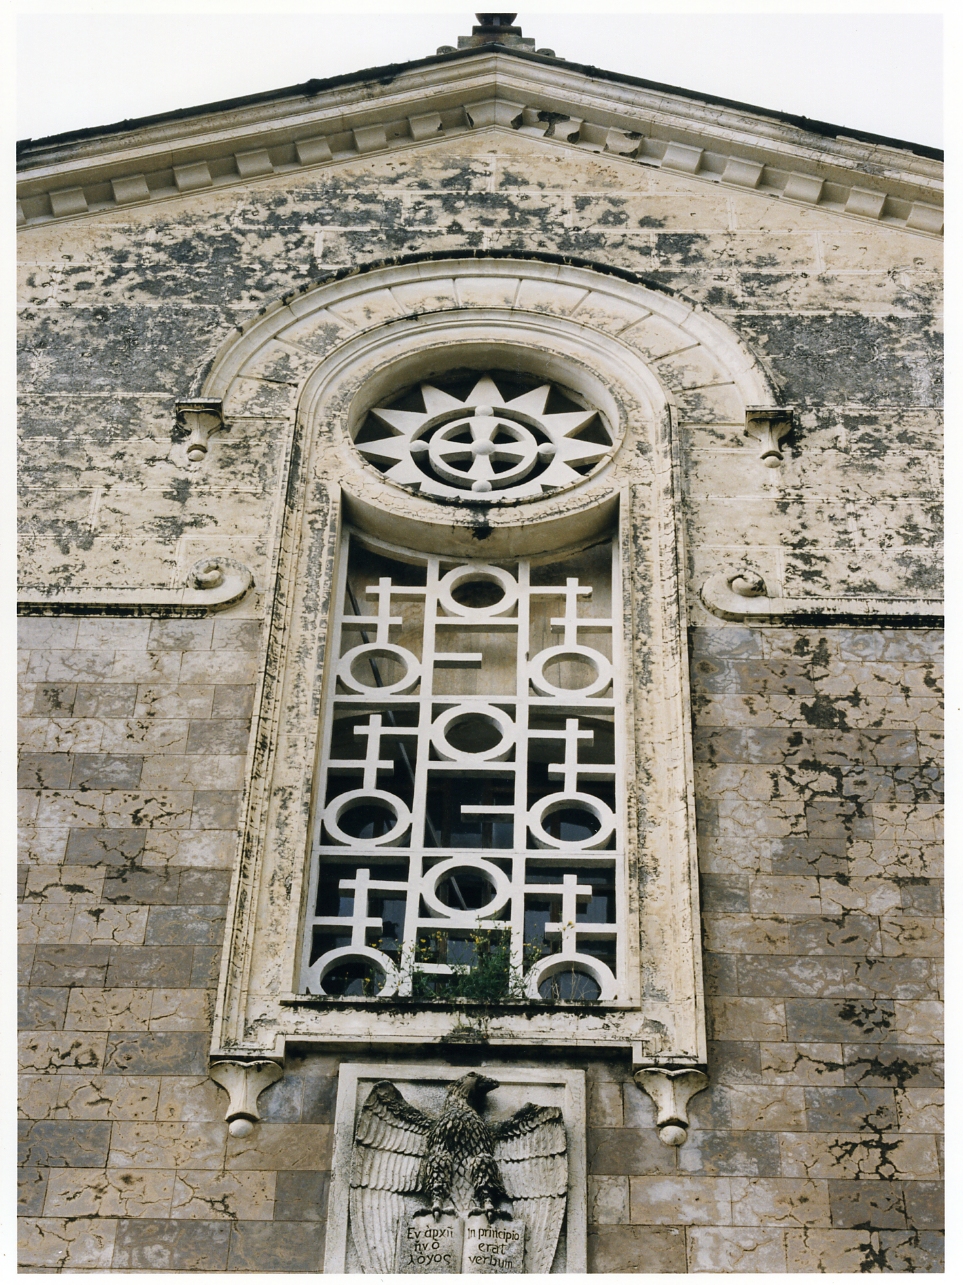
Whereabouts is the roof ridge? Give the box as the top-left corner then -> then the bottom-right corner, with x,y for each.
16,43 -> 941,162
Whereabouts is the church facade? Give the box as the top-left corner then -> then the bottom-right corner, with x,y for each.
18,17 -> 942,1272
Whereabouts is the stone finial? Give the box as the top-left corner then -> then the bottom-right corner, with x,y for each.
474,14 -> 522,38
210,1060 -> 283,1136
444,12 -> 544,54
175,398 -> 225,463
634,1067 -> 709,1146
745,406 -> 793,467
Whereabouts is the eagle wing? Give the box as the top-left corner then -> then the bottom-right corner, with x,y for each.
349,1081 -> 432,1273
492,1103 -> 568,1273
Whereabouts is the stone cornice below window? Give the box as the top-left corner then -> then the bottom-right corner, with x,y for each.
17,557 -> 254,616
701,568 -> 943,625
16,56 -> 942,237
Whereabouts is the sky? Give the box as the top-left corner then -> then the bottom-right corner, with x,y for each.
16,4 -> 943,150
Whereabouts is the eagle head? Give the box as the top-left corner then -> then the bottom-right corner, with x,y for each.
447,1072 -> 500,1107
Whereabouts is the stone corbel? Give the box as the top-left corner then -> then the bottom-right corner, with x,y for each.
745,406 -> 793,467
18,557 -> 254,617
634,1068 -> 709,1147
176,398 -> 225,463
701,568 -> 944,625
210,1060 -> 283,1137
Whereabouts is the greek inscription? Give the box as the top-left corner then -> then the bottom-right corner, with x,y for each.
396,1213 -> 462,1273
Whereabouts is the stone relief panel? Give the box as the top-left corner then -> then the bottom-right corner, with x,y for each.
325,1064 -> 586,1274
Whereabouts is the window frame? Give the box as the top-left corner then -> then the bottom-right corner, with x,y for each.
204,256 -> 779,1073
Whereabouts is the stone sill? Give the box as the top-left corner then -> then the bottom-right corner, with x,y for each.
279,992 -> 621,1014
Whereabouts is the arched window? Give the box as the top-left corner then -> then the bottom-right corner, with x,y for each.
202,255 -> 780,1079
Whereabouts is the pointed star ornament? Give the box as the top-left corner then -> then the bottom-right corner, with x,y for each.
356,373 -> 613,502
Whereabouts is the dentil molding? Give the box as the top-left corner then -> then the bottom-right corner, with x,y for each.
17,52 -> 942,237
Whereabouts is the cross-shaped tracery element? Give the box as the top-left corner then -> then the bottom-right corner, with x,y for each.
523,872 -> 618,1002
531,576 -> 613,646
313,866 -> 410,949
342,577 -> 421,644
529,718 -> 614,793
526,872 -> 592,947
328,714 -> 418,790
355,373 -> 613,502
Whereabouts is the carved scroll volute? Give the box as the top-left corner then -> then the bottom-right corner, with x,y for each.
745,406 -> 793,466
176,398 -> 225,463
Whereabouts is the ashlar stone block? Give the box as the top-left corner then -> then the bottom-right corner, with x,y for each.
170,1169 -> 276,1220
687,1225 -> 788,1272
18,1215 -> 117,1269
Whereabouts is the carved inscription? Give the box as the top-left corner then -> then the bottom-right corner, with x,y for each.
463,1216 -> 526,1273
396,1214 -> 462,1272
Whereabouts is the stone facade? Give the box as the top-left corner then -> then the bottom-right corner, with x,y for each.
18,35 -> 941,1273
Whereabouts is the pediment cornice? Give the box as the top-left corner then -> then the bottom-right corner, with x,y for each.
17,50 -> 942,236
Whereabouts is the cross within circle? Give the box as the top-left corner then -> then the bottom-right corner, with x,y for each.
427,414 -> 540,492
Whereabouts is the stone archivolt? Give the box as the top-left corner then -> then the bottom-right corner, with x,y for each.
205,255 -> 747,1076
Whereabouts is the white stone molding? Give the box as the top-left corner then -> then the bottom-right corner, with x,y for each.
199,256 -> 776,419
701,568 -> 944,625
209,1059 -> 284,1137
205,257 -> 733,1066
744,406 -> 794,467
17,53 -> 941,237
324,1063 -> 586,1274
175,397 -> 225,463
633,1067 -> 709,1147
200,253 -> 730,1063
17,556 -> 254,616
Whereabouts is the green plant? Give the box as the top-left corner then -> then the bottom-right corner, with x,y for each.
402,928 -> 556,1002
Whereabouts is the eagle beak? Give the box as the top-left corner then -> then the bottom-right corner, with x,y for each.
478,1075 -> 500,1093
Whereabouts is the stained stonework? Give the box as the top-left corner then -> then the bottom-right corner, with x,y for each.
18,33 -> 941,1274
325,1065 -> 586,1273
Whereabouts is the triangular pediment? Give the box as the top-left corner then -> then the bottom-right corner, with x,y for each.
17,49 -> 941,237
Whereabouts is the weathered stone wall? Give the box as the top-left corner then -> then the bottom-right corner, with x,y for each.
18,134 -> 942,1270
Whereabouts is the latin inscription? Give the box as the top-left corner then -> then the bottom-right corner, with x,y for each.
462,1216 -> 526,1273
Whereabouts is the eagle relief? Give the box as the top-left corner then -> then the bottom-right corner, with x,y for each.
348,1072 -> 568,1273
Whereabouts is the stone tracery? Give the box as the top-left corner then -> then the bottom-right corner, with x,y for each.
355,372 -> 613,502
301,529 -> 622,1003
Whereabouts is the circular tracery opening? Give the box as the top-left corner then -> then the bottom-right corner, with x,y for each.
436,867 -> 498,911
538,968 -> 602,1002
322,958 -> 388,997
442,714 -> 504,755
354,369 -> 613,504
450,578 -> 507,610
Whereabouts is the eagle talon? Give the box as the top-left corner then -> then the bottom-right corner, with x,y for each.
413,1205 -> 456,1221
469,1203 -> 512,1224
